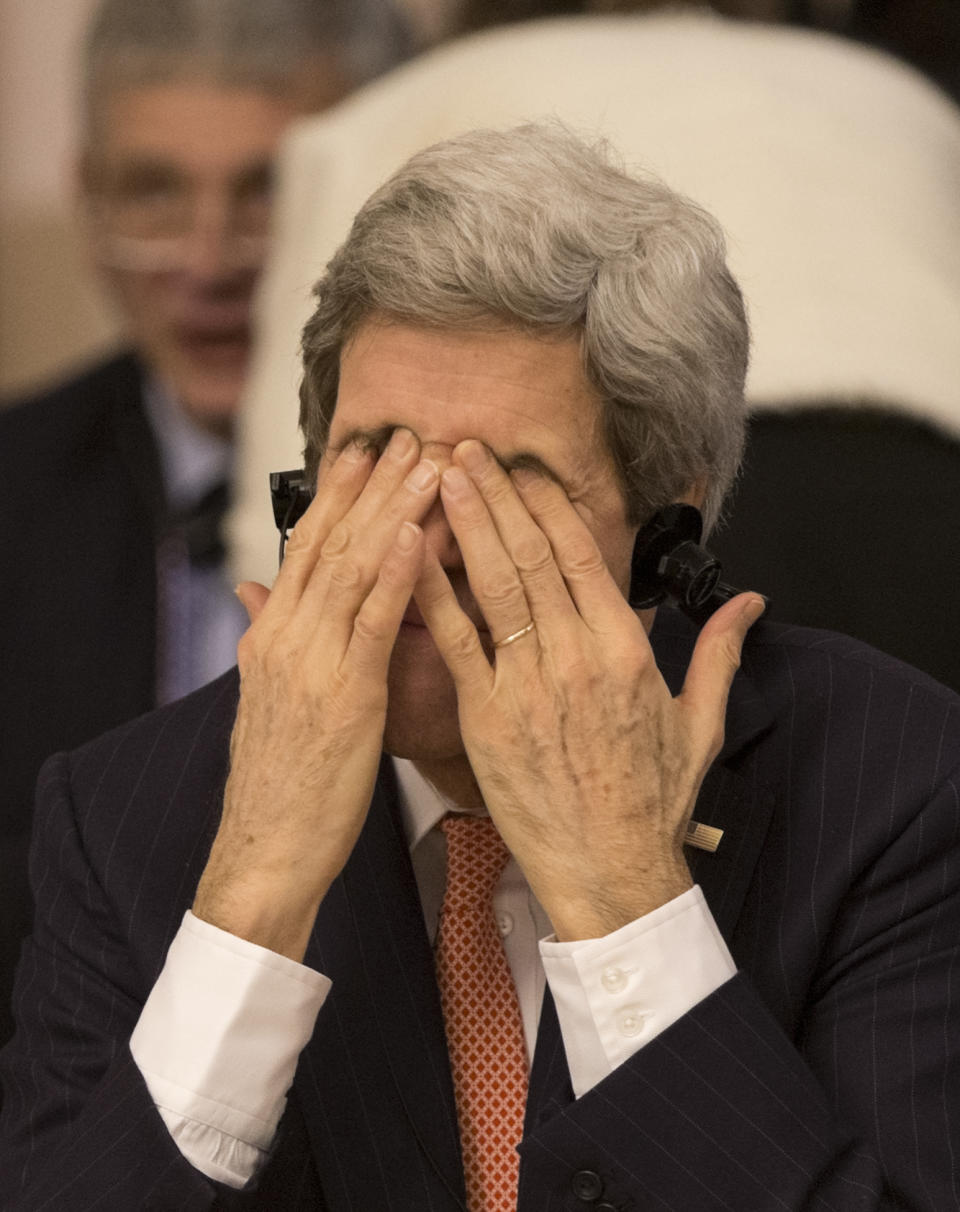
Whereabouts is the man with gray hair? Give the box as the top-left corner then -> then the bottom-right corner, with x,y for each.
2,123 -> 958,1210
0,0 -> 412,1052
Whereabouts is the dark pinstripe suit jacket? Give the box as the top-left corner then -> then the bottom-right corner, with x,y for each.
1,610 -> 958,1210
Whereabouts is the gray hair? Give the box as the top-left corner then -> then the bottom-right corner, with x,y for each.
299,122 -> 749,532
82,0 -> 413,127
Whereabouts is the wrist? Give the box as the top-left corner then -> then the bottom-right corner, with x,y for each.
541,857 -> 693,942
193,855 -> 328,963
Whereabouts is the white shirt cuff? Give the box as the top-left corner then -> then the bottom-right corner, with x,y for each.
130,910 -> 330,1187
539,885 -> 735,1099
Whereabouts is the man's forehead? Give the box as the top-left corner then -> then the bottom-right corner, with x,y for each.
327,318 -> 611,493
88,79 -> 308,163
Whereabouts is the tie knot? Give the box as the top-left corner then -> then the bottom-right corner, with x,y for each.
441,814 -> 510,910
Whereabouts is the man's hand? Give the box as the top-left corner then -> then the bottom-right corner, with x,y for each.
415,440 -> 765,942
193,429 -> 440,961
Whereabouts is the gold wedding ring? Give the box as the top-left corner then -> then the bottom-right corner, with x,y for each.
493,620 -> 537,649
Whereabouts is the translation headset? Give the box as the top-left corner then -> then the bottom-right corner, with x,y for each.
269,469 -> 747,628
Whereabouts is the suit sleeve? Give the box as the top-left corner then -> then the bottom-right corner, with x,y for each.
517,758 -> 960,1211
0,752 -> 317,1211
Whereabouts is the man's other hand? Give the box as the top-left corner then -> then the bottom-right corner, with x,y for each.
193,429 -> 440,961
415,440 -> 766,941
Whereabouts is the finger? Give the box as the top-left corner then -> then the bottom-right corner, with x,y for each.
439,464 -> 539,651
679,593 -> 767,756
343,522 -> 427,681
512,468 -> 637,634
267,441 -> 376,614
235,581 -> 270,626
454,441 -> 579,635
297,455 -> 440,649
414,551 -> 494,691
275,428 -> 423,612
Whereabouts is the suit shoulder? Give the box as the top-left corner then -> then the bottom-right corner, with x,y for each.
0,352 -> 143,464
48,669 -> 240,835
655,607 -> 960,781
746,617 -> 959,709
656,604 -> 956,705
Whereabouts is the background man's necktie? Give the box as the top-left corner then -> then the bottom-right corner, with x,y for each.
155,479 -> 230,702
436,814 -> 528,1212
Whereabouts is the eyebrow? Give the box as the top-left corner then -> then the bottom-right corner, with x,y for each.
329,424 -> 566,488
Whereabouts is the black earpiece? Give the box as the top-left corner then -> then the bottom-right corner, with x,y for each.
629,503 -> 746,626
269,473 -> 751,626
270,469 -> 313,566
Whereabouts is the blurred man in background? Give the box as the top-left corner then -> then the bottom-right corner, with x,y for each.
0,0 -> 412,1052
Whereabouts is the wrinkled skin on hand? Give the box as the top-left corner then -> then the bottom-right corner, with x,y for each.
193,429 -> 440,960
415,440 -> 766,940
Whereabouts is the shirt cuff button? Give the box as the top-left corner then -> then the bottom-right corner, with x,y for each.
600,966 -> 627,994
617,1006 -> 646,1037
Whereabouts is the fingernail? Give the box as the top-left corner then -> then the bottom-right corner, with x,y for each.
406,459 -> 439,491
441,466 -> 470,497
389,428 -> 417,458
342,440 -> 368,463
744,596 -> 767,624
456,440 -> 487,474
396,521 -> 420,551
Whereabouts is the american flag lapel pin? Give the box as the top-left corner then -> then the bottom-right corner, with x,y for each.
684,820 -> 724,853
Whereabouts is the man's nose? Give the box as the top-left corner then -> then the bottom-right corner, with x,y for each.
179,194 -> 255,282
417,445 -> 462,568
420,495 -> 462,567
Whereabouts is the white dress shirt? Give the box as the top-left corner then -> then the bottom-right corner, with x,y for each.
131,757 -> 735,1188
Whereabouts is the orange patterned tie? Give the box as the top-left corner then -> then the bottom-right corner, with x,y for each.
436,814 -> 528,1211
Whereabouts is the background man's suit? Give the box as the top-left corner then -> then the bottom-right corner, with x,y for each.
0,353 -> 162,1050
2,609 -> 958,1210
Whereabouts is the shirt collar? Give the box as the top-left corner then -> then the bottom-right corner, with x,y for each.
143,377 -> 233,512
392,756 -> 464,853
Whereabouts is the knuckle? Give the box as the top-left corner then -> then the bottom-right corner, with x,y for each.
511,531 -> 553,574
477,569 -> 526,609
558,536 -> 605,579
352,610 -> 389,645
284,522 -> 319,556
328,556 -> 364,590
448,622 -> 480,664
321,522 -> 351,559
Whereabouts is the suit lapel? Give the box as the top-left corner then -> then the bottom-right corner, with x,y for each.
686,672 -> 777,941
654,612 -> 778,943
295,760 -> 466,1211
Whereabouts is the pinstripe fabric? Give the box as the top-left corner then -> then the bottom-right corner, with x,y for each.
1,611 -> 958,1210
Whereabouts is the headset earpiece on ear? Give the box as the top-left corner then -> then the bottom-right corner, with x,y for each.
629,503 -> 748,627
270,469 -> 314,567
